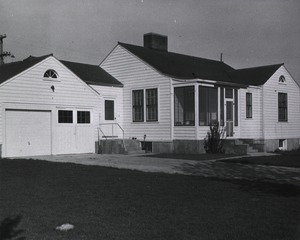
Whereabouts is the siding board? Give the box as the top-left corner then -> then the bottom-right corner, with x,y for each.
101,45 -> 172,141
263,66 -> 300,139
0,57 -> 101,145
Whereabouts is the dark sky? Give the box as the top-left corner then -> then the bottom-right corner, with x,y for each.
1,0 -> 299,84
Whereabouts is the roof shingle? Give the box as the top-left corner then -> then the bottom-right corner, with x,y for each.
0,55 -> 122,87
119,42 -> 283,86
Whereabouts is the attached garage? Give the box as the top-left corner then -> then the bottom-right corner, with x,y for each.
0,54 -> 123,158
5,109 -> 52,157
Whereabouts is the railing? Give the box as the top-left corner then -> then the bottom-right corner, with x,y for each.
98,123 -> 125,150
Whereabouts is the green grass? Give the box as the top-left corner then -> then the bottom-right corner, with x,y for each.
0,158 -> 299,240
143,153 -> 241,161
220,154 -> 300,168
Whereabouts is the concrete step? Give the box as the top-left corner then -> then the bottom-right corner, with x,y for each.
247,146 -> 258,153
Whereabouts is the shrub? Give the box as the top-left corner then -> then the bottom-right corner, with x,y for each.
204,123 -> 225,153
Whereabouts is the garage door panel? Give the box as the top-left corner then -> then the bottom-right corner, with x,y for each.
5,110 -> 51,157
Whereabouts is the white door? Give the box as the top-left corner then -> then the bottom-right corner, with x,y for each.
101,100 -> 119,138
55,109 -> 94,154
5,109 -> 51,157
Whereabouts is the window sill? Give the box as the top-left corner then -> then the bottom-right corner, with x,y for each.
43,78 -> 61,82
132,121 -> 159,124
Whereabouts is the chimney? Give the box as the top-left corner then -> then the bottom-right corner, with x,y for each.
144,33 -> 168,51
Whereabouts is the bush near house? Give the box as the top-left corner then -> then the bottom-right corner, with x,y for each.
204,123 -> 225,154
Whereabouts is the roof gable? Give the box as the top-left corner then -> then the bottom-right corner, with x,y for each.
0,55 -> 122,87
228,64 -> 283,86
0,54 -> 52,85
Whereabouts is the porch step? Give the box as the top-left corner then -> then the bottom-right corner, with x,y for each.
247,146 -> 258,153
234,139 -> 265,154
99,139 -> 145,154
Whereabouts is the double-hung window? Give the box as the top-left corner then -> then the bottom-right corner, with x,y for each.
132,90 -> 144,122
146,88 -> 158,121
278,92 -> 288,122
132,88 -> 158,122
246,93 -> 252,118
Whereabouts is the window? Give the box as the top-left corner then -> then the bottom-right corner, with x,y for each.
225,88 -> 233,98
278,93 -> 288,122
279,139 -> 287,150
132,90 -> 144,122
105,100 -> 114,120
77,111 -> 90,124
58,110 -> 73,123
44,69 -> 58,79
199,86 -> 218,126
234,89 -> 238,126
174,86 -> 195,126
146,88 -> 158,121
279,75 -> 286,83
246,93 -> 252,118
220,88 -> 224,126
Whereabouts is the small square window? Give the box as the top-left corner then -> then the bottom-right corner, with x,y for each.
58,110 -> 73,123
77,111 -> 90,124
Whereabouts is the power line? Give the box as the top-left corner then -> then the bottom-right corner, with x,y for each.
0,34 -> 15,65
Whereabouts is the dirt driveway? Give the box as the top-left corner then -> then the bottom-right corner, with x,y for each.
18,153 -> 300,186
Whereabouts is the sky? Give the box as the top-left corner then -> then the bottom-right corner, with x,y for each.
1,0 -> 300,83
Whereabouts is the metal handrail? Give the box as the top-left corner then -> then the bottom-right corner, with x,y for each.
98,123 -> 125,151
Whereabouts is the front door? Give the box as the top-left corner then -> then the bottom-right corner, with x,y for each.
226,101 -> 234,137
101,99 -> 118,138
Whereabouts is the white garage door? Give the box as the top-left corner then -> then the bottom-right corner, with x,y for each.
5,109 -> 51,157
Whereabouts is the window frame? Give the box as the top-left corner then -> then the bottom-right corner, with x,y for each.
132,89 -> 145,122
146,88 -> 158,122
132,88 -> 159,123
77,110 -> 91,124
174,86 -> 195,126
58,110 -> 73,124
278,92 -> 288,122
246,92 -> 252,119
199,86 -> 218,126
104,100 -> 115,121
43,69 -> 59,81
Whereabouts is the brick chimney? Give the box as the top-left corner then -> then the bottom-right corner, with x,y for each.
144,33 -> 168,51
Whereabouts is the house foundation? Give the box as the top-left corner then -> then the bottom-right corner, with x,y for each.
264,138 -> 299,152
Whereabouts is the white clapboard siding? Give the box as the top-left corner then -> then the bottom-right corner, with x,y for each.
0,57 -> 101,145
101,45 -> 172,141
174,126 -> 196,140
262,66 -> 300,139
239,87 -> 263,139
90,85 -> 123,138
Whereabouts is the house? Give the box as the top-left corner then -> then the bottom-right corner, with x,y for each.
0,54 -> 123,157
1,33 -> 299,157
100,33 -> 300,154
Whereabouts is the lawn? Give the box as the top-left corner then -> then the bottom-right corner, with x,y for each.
219,153 -> 300,168
0,158 -> 299,240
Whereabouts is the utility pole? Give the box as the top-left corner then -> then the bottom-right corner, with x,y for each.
0,34 -> 14,65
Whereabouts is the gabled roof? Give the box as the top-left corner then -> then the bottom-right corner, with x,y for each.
118,42 -> 234,82
229,64 -> 284,86
118,42 -> 285,86
0,54 -> 52,84
0,54 -> 122,87
60,60 -> 123,87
